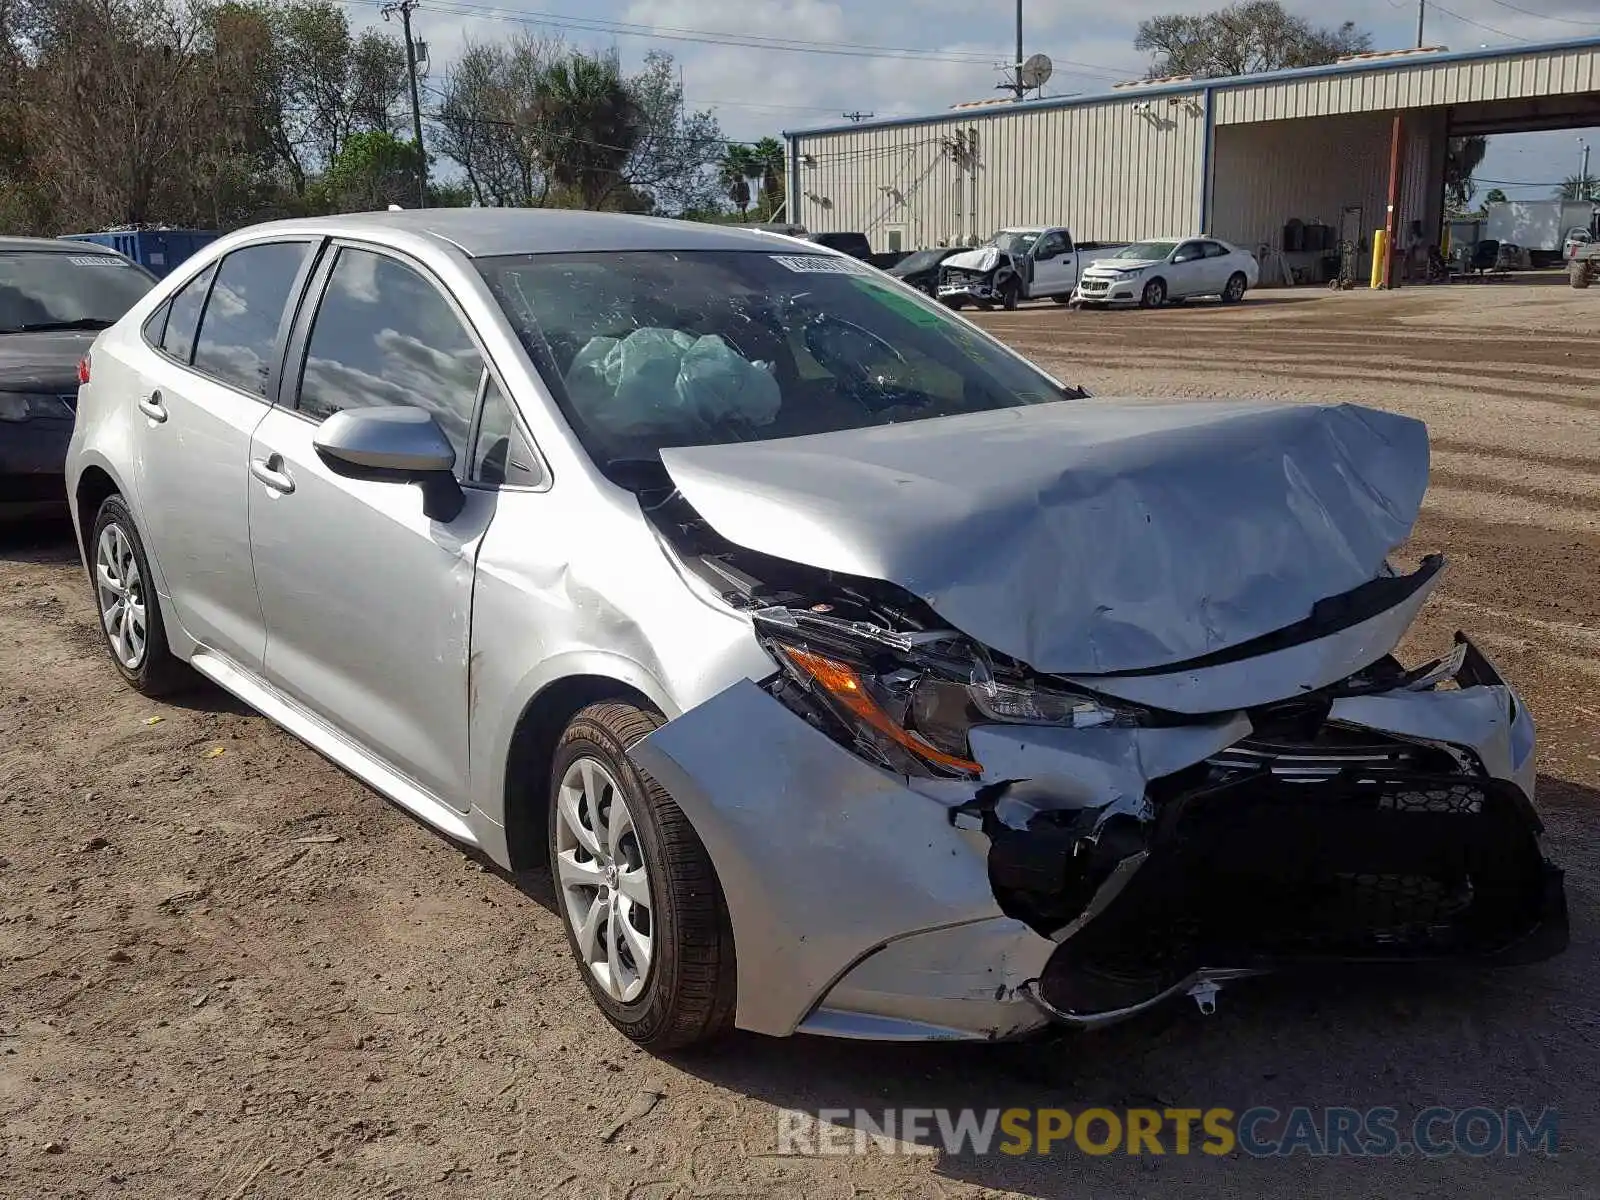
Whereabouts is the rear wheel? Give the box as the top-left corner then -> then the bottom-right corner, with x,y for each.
1222,272 -> 1248,303
1140,277 -> 1167,308
89,495 -> 189,696
549,701 -> 736,1051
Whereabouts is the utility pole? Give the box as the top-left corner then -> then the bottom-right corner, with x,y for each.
383,0 -> 427,207
1416,0 -> 1425,48
1014,0 -> 1024,100
1581,138 -> 1591,197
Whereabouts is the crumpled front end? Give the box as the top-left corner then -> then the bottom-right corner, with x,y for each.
625,568 -> 1564,1040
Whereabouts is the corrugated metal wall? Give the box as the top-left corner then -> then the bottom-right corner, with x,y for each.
791,93 -> 1208,251
1214,45 -> 1600,124
1210,111 -> 1445,277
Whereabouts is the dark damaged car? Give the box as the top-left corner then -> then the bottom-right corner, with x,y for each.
66,211 -> 1566,1049
1,237 -> 156,517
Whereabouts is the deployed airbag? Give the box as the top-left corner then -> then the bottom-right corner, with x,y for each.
564,328 -> 782,437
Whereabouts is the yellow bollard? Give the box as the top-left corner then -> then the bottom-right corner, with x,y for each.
1370,229 -> 1388,289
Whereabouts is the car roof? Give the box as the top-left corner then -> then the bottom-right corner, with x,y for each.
0,235 -> 123,255
226,209 -> 827,259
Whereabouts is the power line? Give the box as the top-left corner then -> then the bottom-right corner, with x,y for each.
337,0 -> 1140,78
1425,1 -> 1529,42
1480,0 -> 1600,28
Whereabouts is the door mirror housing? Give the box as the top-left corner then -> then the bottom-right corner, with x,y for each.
313,406 -> 465,522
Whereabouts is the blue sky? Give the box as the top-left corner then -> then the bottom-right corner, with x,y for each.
372,0 -> 1600,203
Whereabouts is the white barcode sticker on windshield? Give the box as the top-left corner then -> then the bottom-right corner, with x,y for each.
68,256 -> 127,267
769,254 -> 872,275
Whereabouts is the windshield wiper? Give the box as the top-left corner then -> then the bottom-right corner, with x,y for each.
14,318 -> 115,333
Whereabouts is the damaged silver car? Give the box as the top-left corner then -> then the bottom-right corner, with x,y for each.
67,210 -> 1566,1050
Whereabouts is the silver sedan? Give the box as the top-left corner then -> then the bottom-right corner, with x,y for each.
65,211 -> 1565,1049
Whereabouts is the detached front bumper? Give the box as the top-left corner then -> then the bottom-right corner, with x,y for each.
630,638 -> 1564,1042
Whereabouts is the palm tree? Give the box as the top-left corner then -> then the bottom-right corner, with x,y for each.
532,50 -> 642,210
718,145 -> 756,219
1444,135 -> 1487,210
1558,173 -> 1598,202
750,136 -> 786,219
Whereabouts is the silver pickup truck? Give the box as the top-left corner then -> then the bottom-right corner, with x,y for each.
937,227 -> 1127,310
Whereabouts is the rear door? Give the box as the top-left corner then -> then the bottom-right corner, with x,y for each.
1200,241 -> 1236,293
247,242 -> 509,809
130,240 -> 316,670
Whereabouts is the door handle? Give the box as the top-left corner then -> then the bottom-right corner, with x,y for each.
137,391 -> 167,423
250,454 -> 295,495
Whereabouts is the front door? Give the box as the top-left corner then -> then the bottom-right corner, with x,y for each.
247,243 -> 496,809
131,241 -> 314,671
1029,230 -> 1075,295
1168,240 -> 1209,297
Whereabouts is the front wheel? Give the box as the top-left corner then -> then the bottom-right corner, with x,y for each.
1051,294 -> 1073,305
1001,280 -> 1022,311
1140,277 -> 1167,308
1571,260 -> 1592,289
89,495 -> 189,696
1221,272 -> 1248,303
942,296 -> 967,310
549,701 -> 736,1051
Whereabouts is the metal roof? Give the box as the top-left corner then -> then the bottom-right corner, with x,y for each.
785,33 -> 1600,137
230,209 -> 805,258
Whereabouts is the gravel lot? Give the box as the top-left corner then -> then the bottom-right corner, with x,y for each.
3,279 -> 1597,1199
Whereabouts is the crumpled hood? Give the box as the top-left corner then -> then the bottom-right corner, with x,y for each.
659,398 -> 1430,675
943,246 -> 1006,273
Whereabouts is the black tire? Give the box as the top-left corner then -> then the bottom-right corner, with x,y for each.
1001,280 -> 1021,311
548,701 -> 736,1051
1140,277 -> 1167,308
88,495 -> 189,696
1221,272 -> 1248,304
942,297 -> 967,310
1571,261 -> 1591,289
1051,294 -> 1073,304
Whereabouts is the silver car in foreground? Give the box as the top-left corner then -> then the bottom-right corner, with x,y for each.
66,210 -> 1566,1049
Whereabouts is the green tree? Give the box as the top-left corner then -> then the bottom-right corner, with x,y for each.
324,129 -> 422,210
1135,0 -> 1369,78
719,144 -> 756,219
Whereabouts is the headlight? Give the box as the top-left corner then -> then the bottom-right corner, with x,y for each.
757,609 -> 1144,779
0,392 -> 75,422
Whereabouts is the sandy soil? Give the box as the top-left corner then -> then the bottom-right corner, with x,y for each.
3,279 -> 1598,1198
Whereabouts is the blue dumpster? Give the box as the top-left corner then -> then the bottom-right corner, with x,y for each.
57,229 -> 220,278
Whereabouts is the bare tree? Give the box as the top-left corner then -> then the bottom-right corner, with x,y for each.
1135,0 -> 1370,78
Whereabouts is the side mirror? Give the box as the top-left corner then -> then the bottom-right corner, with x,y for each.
313,405 -> 465,522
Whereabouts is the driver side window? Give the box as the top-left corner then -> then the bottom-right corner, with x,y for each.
1035,232 -> 1068,260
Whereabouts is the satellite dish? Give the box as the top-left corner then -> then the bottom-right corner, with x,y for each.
1019,53 -> 1053,91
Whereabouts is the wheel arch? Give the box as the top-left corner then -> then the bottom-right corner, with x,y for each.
74,464 -> 121,566
501,671 -> 664,872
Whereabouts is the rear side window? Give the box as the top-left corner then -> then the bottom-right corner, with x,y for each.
155,263 -> 216,363
193,242 -> 310,397
1202,242 -> 1231,258
296,247 -> 484,465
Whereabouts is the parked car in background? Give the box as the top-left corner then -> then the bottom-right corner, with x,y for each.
885,246 -> 964,296
938,227 -> 1128,310
67,210 -> 1565,1051
1073,237 -> 1259,308
806,230 -> 873,260
1,237 -> 157,518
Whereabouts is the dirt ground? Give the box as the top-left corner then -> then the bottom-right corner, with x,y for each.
3,277 -> 1599,1199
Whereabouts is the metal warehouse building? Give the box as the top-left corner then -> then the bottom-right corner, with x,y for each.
784,36 -> 1600,284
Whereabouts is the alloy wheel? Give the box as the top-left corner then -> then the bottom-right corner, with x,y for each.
555,756 -> 656,1004
96,522 -> 147,670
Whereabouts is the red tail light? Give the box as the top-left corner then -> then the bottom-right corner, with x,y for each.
76,355 -> 91,385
